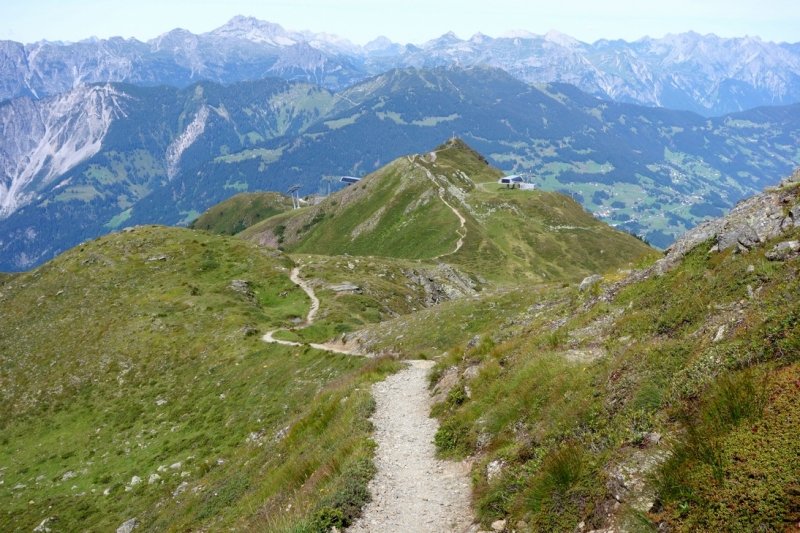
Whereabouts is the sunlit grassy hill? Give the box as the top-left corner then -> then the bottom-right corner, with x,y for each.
347,177 -> 800,532
240,139 -> 655,283
0,225 -> 402,532
188,191 -> 295,235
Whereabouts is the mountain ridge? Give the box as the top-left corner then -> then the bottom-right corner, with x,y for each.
2,17 -> 800,115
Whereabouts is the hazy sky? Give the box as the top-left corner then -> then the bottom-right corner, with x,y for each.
3,0 -> 799,45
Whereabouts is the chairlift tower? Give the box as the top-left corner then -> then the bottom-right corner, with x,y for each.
321,175 -> 338,196
287,184 -> 301,209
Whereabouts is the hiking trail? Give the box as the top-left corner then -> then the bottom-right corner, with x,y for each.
263,265 -> 475,532
347,359 -> 473,533
411,156 -> 467,258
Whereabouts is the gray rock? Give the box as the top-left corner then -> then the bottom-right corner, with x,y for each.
491,519 -> 507,531
229,280 -> 251,293
736,225 -> 760,249
659,177 -> 800,273
579,274 -> 603,292
716,230 -> 740,251
172,481 -> 189,498
766,240 -> 800,261
33,517 -> 53,532
327,281 -> 361,293
778,167 -> 800,188
645,432 -> 662,445
466,335 -> 481,349
486,459 -> 505,483
404,263 -> 476,306
116,518 -> 137,533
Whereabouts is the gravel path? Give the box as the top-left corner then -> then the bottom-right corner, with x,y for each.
264,265 -> 475,530
289,266 -> 319,324
262,266 -> 356,354
412,156 -> 467,258
348,359 -> 473,533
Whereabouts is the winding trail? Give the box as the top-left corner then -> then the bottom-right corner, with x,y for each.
347,359 -> 473,533
411,156 -> 468,258
290,267 -> 319,324
264,264 -> 475,531
262,266 -> 354,354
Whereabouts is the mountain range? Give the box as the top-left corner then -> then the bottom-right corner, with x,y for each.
2,16 -> 800,116
2,65 -> 800,271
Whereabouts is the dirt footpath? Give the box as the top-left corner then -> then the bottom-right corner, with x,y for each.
347,359 -> 473,533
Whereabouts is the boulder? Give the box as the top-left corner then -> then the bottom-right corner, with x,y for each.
116,518 -> 137,533
33,517 -> 53,532
229,280 -> 251,294
486,459 -> 505,483
327,281 -> 361,293
491,519 -> 507,531
766,240 -> 800,261
579,274 -> 603,292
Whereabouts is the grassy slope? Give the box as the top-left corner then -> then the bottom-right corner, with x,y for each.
271,254 -> 481,345
187,191 -> 294,235
362,218 -> 800,532
240,140 -> 655,284
0,226 -> 402,532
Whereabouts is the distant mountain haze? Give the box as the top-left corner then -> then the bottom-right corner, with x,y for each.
2,16 -> 800,115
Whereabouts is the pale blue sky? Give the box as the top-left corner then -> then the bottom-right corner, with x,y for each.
2,0 -> 799,45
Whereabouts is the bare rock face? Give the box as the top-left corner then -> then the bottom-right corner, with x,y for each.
657,169 -> 800,272
403,263 -> 477,306
0,84 -> 130,219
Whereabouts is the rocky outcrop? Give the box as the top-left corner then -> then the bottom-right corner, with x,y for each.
657,168 -> 800,271
327,281 -> 361,293
404,263 -> 477,306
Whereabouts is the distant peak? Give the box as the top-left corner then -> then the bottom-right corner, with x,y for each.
223,15 -> 265,28
366,36 -> 394,46
469,32 -> 490,43
365,36 -> 404,55
544,29 -> 580,47
438,31 -> 461,41
498,29 -> 538,40
212,16 -> 287,35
